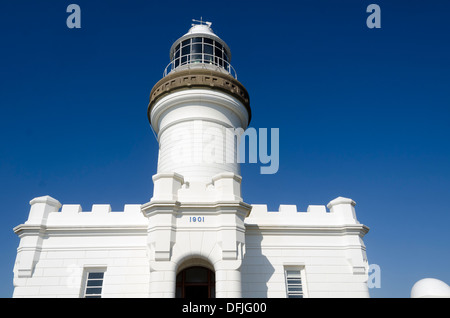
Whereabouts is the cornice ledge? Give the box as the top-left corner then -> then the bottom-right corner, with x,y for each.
13,223 -> 148,237
244,223 -> 370,237
13,224 -> 46,236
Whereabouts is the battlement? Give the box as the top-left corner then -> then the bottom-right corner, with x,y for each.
22,196 -> 147,227
21,193 -> 361,228
59,203 -> 142,215
246,196 -> 360,226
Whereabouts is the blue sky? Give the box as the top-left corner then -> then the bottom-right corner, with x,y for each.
1,0 -> 449,298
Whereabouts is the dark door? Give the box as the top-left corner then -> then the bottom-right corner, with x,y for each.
176,266 -> 215,298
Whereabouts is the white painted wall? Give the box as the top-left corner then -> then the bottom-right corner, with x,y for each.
243,200 -> 369,298
151,89 -> 249,183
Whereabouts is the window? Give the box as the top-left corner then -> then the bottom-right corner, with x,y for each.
181,45 -> 190,56
170,37 -> 231,72
82,270 -> 105,298
285,268 -> 304,298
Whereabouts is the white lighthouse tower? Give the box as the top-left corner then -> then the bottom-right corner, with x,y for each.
148,21 -> 250,183
142,20 -> 252,297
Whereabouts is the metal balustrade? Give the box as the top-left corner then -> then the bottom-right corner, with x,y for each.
163,53 -> 237,79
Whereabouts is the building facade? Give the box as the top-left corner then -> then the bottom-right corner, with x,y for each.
12,22 -> 370,298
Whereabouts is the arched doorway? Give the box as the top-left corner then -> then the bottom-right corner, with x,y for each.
176,266 -> 215,298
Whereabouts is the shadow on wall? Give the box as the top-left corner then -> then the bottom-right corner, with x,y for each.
241,227 -> 275,297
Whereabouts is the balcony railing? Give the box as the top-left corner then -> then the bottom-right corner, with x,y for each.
163,53 -> 237,79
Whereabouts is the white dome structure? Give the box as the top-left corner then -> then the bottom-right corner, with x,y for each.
411,278 -> 450,298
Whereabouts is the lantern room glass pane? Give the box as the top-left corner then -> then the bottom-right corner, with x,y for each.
204,44 -> 213,55
192,43 -> 202,53
215,46 -> 223,59
182,45 -> 190,56
204,54 -> 213,63
192,54 -> 202,62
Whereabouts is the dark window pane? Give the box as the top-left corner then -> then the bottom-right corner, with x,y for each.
87,280 -> 103,287
204,44 -> 213,55
174,58 -> 179,67
286,271 -> 301,277
174,49 -> 180,59
287,278 -> 302,284
192,37 -> 202,43
288,287 -> 303,292
182,39 -> 190,46
88,272 -> 104,279
215,46 -> 223,59
85,287 -> 102,294
182,45 -> 190,56
181,56 -> 188,64
204,38 -> 213,44
175,43 -> 180,51
85,295 -> 101,298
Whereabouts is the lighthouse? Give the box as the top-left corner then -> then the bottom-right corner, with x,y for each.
13,20 -> 371,299
142,20 -> 252,298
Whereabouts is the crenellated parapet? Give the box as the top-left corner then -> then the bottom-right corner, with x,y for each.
246,196 -> 364,227
15,196 -> 146,229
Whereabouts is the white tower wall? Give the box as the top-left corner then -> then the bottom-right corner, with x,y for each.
151,88 -> 249,183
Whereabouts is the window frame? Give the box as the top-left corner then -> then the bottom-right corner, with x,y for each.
284,265 -> 307,298
81,267 -> 107,298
